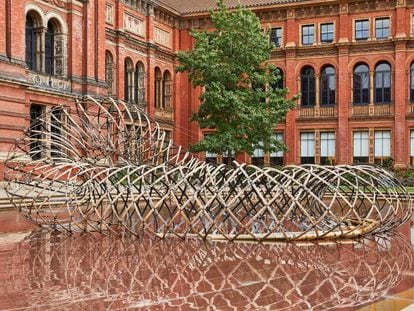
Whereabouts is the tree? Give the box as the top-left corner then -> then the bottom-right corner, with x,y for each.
177,0 -> 297,164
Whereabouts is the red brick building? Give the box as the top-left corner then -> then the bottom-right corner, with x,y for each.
1,0 -> 414,172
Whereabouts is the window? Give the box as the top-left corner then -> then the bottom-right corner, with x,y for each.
300,132 -> 315,164
25,15 -> 36,71
320,132 -> 335,165
353,131 -> 369,163
252,143 -> 264,166
301,67 -> 316,107
320,23 -> 334,43
45,21 -> 55,75
154,67 -> 162,108
124,59 -> 134,102
270,27 -> 282,48
270,132 -> 284,166
29,104 -> 45,160
205,150 -> 217,164
355,20 -> 369,40
50,107 -> 64,160
320,66 -> 336,106
353,64 -> 370,105
375,18 -> 390,39
222,150 -> 235,165
411,63 -> 414,103
105,51 -> 114,96
134,62 -> 145,105
374,63 -> 391,104
162,71 -> 172,109
374,130 -> 391,165
302,25 -> 315,45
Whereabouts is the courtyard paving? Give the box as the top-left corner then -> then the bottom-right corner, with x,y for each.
0,210 -> 413,310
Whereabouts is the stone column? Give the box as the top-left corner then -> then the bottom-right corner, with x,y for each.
35,28 -> 45,72
369,71 -> 375,115
315,73 -> 320,116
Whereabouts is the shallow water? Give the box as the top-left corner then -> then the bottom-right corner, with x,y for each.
0,211 -> 413,311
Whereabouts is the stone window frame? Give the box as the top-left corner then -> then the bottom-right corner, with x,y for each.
352,130 -> 370,164
134,61 -> 146,106
29,103 -> 68,161
409,130 -> 414,165
269,26 -> 283,48
300,131 -> 316,164
320,22 -> 335,44
125,58 -> 135,103
410,62 -> 414,103
300,66 -> 316,107
353,18 -> 371,41
269,132 -> 284,166
320,65 -> 336,107
25,5 -> 68,77
352,63 -> 370,106
162,70 -> 172,110
374,129 -> 392,164
320,131 -> 336,165
374,16 -> 391,40
105,51 -> 115,96
374,62 -> 392,105
300,24 -> 316,46
411,12 -> 414,36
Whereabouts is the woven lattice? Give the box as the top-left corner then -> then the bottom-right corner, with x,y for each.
4,97 -> 413,241
2,232 -> 412,310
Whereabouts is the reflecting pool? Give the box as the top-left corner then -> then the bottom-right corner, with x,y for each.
0,211 -> 413,311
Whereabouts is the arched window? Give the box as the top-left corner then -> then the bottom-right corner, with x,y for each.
320,66 -> 336,106
271,67 -> 284,90
301,67 -> 316,107
411,63 -> 414,103
353,63 -> 370,105
162,71 -> 172,109
105,51 -> 114,96
134,62 -> 145,105
45,21 -> 55,75
25,15 -> 36,71
124,58 -> 134,102
374,62 -> 391,104
155,67 -> 162,108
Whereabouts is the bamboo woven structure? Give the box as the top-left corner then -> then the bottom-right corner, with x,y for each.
2,232 -> 412,310
4,97 -> 413,241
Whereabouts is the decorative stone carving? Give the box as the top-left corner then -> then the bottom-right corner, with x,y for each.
41,0 -> 65,9
124,12 -> 146,37
154,27 -> 172,48
105,3 -> 114,25
28,72 -> 71,92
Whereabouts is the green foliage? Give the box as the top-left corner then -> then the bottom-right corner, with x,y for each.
381,157 -> 394,169
177,0 -> 297,157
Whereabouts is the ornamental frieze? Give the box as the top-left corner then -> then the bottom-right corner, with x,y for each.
349,42 -> 394,54
296,47 -> 338,58
296,4 -> 339,19
348,0 -> 396,12
124,12 -> 146,37
154,27 -> 172,48
29,72 -> 71,92
270,50 -> 286,59
256,10 -> 287,22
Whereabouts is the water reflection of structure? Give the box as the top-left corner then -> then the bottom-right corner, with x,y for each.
5,97 -> 412,241
1,232 -> 412,310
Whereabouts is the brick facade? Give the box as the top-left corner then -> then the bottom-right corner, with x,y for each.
1,0 -> 414,175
